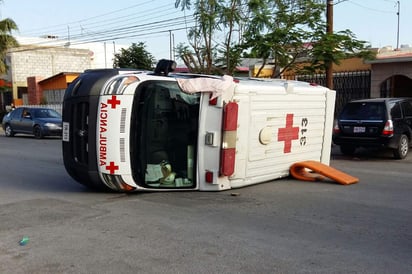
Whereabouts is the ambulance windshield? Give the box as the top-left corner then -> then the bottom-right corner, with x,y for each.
130,80 -> 200,189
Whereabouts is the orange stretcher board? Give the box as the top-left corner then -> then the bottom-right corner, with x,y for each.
290,160 -> 359,185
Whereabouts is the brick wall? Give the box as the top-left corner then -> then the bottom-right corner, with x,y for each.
27,76 -> 44,104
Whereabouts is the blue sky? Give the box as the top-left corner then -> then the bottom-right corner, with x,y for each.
1,0 -> 410,60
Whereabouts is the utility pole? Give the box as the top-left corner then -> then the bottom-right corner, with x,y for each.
169,30 -> 173,60
396,1 -> 400,49
326,0 -> 334,90
67,26 -> 71,46
104,42 -> 107,68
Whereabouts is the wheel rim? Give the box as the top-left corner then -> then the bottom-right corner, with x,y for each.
5,125 -> 12,136
400,137 -> 408,156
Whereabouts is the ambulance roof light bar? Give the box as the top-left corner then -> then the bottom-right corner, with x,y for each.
154,59 -> 176,76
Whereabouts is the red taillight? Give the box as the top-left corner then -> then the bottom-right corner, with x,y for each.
220,102 -> 238,176
333,121 -> 340,134
220,148 -> 236,175
205,171 -> 214,183
382,120 -> 394,136
222,102 -> 238,131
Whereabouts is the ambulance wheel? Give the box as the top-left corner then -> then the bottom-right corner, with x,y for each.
340,145 -> 356,155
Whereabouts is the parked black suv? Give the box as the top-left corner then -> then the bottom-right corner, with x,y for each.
333,98 -> 412,159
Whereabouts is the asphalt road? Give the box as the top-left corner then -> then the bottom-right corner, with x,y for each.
0,133 -> 411,274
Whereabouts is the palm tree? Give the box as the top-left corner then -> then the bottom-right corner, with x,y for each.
175,0 -> 191,10
0,17 -> 19,74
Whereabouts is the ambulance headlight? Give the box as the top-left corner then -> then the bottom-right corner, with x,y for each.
102,173 -> 136,192
103,75 -> 140,95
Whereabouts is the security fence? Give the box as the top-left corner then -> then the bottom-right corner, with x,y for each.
17,104 -> 62,114
14,89 -> 65,114
295,70 -> 371,116
43,89 -> 65,105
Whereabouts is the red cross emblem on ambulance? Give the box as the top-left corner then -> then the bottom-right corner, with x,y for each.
107,95 -> 121,109
106,161 -> 119,174
278,113 -> 299,153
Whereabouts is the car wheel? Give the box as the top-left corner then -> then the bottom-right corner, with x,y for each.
340,145 -> 356,155
4,124 -> 15,137
33,125 -> 44,139
393,134 -> 409,159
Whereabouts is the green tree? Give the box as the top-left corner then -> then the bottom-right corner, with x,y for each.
305,29 -> 374,74
216,0 -> 246,74
175,0 -> 372,78
175,0 -> 219,74
242,0 -> 372,78
243,0 -> 326,77
0,17 -> 19,74
175,0 -> 247,75
175,0 -> 191,10
113,42 -> 155,70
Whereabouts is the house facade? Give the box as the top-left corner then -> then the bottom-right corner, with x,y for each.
7,46 -> 90,105
1,36 -> 129,109
367,46 -> 412,98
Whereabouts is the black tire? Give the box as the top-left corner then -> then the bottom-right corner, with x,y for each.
393,134 -> 409,159
33,125 -> 44,139
4,124 -> 15,137
340,145 -> 356,155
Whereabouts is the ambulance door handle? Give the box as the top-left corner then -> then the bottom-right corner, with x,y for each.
205,131 -> 218,147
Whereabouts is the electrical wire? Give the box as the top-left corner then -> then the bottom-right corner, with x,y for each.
20,1 -> 177,36
346,0 -> 397,14
15,0 -> 195,48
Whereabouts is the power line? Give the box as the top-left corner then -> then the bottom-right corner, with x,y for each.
19,0 -> 171,35
333,0 -> 349,5
63,16 -> 195,41
17,1 -> 192,43
346,0 -> 397,14
10,1 -> 197,51
10,25 -> 194,54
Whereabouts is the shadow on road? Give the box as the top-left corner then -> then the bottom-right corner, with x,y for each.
330,144 -> 410,161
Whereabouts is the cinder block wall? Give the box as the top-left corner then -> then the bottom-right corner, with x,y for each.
8,47 -> 91,99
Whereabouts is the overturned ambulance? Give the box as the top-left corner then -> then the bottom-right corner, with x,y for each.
62,60 -> 336,192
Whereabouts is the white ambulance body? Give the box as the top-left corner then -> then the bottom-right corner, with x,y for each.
62,61 -> 335,192
197,77 -> 335,191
